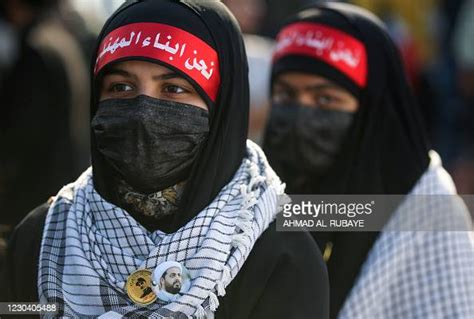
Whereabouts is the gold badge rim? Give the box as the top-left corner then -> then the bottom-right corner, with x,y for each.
125,269 -> 157,306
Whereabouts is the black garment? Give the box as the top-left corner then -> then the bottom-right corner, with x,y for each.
263,3 -> 430,318
0,32 -> 73,229
91,0 -> 249,233
2,203 -> 329,319
0,15 -> 90,229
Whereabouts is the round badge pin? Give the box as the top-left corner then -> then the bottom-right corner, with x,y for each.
151,261 -> 192,302
125,269 -> 157,306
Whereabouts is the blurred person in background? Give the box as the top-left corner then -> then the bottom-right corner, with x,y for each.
68,0 -> 125,36
424,0 -> 469,169
263,2 -> 474,318
222,0 -> 274,144
0,0 -> 90,237
452,0 -> 474,194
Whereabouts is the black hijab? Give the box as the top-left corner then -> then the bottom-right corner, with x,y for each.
90,0 -> 249,233
265,2 -> 430,316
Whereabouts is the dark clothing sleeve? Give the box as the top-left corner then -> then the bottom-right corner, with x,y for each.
2,203 -> 48,303
3,205 -> 329,319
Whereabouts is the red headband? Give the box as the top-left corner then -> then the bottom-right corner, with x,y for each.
95,22 -> 220,102
273,22 -> 367,87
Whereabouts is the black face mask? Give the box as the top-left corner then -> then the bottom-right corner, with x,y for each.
91,95 -> 209,194
263,103 -> 354,193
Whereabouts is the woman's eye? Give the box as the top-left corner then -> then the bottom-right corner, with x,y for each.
317,95 -> 335,107
163,85 -> 186,94
272,90 -> 293,103
109,83 -> 133,92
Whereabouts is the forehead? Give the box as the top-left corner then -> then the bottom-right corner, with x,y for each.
275,72 -> 336,87
273,71 -> 352,95
274,72 -> 336,89
104,60 -> 173,76
166,267 -> 181,275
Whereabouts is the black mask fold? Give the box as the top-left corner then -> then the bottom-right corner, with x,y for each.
263,103 -> 354,193
92,96 -> 209,194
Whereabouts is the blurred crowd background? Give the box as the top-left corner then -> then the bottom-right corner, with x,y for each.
1,0 -> 473,254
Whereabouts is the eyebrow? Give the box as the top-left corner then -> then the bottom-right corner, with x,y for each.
102,67 -> 185,81
153,73 -> 185,81
102,68 -> 132,78
274,79 -> 342,92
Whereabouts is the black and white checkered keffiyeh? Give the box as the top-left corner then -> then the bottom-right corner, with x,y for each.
39,141 -> 286,318
339,151 -> 474,318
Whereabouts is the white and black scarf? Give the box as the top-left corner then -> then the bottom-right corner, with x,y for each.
339,151 -> 474,318
39,141 -> 286,318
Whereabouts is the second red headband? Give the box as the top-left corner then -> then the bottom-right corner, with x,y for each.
273,22 -> 368,88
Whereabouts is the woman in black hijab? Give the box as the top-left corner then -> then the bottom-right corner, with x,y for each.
264,2 -> 474,318
3,1 -> 329,318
